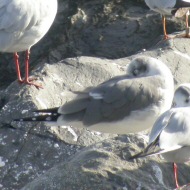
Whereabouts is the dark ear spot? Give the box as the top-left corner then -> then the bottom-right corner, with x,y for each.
185,96 -> 190,103
141,64 -> 147,72
137,63 -> 147,74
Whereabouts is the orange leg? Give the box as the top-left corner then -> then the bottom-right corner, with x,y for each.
23,50 -> 43,89
185,12 -> 190,37
186,14 -> 189,28
13,52 -> 24,83
162,15 -> 169,40
173,163 -> 180,188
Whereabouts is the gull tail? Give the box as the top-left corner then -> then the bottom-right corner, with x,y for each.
174,0 -> 190,8
129,136 -> 162,160
32,107 -> 59,114
14,114 -> 60,122
14,107 -> 60,122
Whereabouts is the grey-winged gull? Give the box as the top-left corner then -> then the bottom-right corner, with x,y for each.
0,0 -> 57,88
145,0 -> 190,39
14,56 -> 174,134
130,83 -> 190,188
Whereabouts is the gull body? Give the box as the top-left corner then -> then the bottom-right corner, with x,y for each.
145,0 -> 190,38
0,0 -> 57,87
15,56 -> 174,134
130,83 -> 190,188
145,0 -> 186,15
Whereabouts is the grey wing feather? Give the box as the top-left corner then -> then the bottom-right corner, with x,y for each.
59,97 -> 90,114
87,76 -> 163,125
149,110 -> 175,144
59,75 -> 164,126
129,136 -> 161,159
90,75 -> 131,103
101,77 -> 162,119
83,100 -> 102,125
61,96 -> 102,125
0,1 -> 38,32
175,0 -> 190,9
101,102 -> 114,117
0,0 -> 40,51
59,89 -> 91,114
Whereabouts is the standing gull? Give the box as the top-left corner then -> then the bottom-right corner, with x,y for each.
14,56 -> 174,134
0,0 -> 57,88
130,83 -> 190,188
145,0 -> 190,39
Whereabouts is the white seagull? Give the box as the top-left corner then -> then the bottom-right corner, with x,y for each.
14,56 -> 174,134
130,83 -> 190,188
145,0 -> 190,39
0,0 -> 57,88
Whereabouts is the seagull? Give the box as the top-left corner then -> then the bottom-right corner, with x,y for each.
130,83 -> 190,188
14,56 -> 174,134
0,0 -> 57,88
145,0 -> 190,39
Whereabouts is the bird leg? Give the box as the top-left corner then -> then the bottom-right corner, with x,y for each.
173,163 -> 180,188
14,51 -> 43,89
13,52 -> 24,83
185,11 -> 190,37
162,15 -> 169,40
23,50 -> 43,89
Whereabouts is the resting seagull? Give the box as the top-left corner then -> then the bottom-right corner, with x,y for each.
130,83 -> 190,188
14,56 -> 174,134
145,0 -> 190,39
0,0 -> 57,88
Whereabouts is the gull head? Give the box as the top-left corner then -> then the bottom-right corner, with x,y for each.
173,83 -> 190,108
127,56 -> 172,78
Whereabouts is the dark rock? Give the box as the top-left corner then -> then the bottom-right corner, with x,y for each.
20,134 -> 190,190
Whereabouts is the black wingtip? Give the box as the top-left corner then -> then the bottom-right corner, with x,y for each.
32,107 -> 59,114
129,148 -> 163,160
13,114 -> 60,122
129,137 -> 161,160
128,151 -> 147,160
175,0 -> 190,8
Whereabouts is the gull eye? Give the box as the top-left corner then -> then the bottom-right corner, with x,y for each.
185,98 -> 190,103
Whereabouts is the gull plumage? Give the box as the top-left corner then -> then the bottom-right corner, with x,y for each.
130,83 -> 190,188
145,0 -> 190,39
14,56 -> 174,134
0,0 -> 57,88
